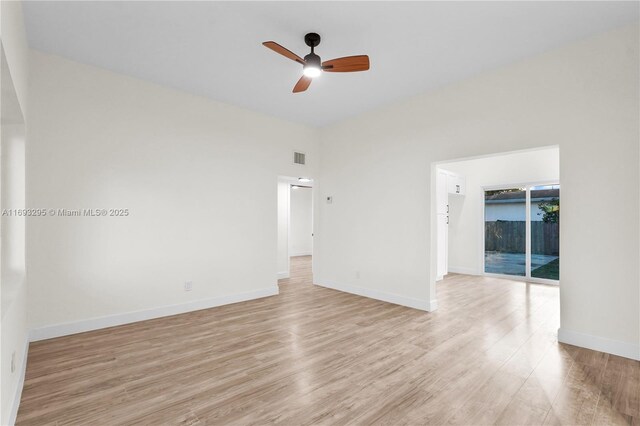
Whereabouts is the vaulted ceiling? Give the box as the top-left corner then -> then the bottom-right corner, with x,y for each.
23,1 -> 639,126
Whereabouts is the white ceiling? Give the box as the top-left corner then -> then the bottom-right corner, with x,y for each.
23,1 -> 639,127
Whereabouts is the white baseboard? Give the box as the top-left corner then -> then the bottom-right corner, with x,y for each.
277,271 -> 290,279
447,266 -> 478,275
315,280 -> 430,311
427,299 -> 438,311
8,337 -> 29,426
290,252 -> 312,257
558,327 -> 640,361
30,287 -> 279,342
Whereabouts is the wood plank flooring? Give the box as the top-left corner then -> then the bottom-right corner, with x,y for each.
16,256 -> 639,425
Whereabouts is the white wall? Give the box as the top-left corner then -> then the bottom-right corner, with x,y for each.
0,1 -> 29,424
442,147 -> 559,275
277,180 -> 289,278
316,25 -> 639,359
27,50 -> 318,335
0,122 -> 27,426
289,186 -> 312,256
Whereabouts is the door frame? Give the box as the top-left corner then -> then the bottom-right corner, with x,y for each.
277,175 -> 314,280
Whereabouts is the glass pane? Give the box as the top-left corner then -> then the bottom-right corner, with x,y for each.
485,188 -> 526,276
531,185 -> 559,280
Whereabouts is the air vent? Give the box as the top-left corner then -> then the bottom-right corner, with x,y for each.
293,151 -> 306,165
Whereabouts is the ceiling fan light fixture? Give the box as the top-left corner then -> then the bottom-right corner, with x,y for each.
303,53 -> 322,78
303,66 -> 321,78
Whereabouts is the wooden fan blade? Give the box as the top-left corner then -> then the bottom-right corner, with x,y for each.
293,76 -> 312,93
263,41 -> 305,65
322,55 -> 370,72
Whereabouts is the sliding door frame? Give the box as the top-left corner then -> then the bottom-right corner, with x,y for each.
481,180 -> 559,286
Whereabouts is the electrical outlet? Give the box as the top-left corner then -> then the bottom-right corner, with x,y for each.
184,281 -> 193,292
326,196 -> 333,204
355,270 -> 360,279
11,351 -> 16,374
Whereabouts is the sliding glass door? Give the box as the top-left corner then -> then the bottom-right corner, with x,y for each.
530,185 -> 560,280
484,184 -> 559,282
484,188 -> 526,276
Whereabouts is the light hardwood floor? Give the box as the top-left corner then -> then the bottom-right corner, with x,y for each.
17,256 -> 639,425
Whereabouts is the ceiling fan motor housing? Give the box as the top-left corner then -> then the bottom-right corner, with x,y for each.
304,53 -> 321,69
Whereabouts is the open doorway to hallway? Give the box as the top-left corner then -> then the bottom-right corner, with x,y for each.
277,176 -> 313,281
434,146 -> 559,286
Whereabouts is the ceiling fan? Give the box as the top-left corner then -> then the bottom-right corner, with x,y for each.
263,33 -> 370,93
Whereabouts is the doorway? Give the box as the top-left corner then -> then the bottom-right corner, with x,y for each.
277,176 -> 313,280
433,146 -> 560,285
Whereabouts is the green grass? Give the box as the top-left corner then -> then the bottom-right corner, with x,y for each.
531,258 -> 559,280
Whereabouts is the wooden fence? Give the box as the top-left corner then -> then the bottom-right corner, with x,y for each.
485,221 -> 559,256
